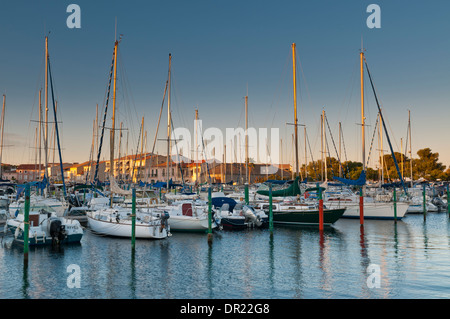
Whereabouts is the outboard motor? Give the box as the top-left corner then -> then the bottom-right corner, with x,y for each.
160,211 -> 170,233
243,205 -> 262,227
49,219 -> 67,244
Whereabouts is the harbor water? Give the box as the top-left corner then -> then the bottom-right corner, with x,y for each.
0,212 -> 449,299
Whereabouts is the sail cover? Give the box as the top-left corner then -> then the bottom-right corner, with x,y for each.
333,170 -> 366,186
109,174 -> 132,195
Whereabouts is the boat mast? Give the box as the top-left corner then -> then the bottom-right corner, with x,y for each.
320,113 -> 323,181
44,36 -> 49,188
245,95 -> 249,184
323,109 -> 327,182
0,95 -> 5,179
360,50 -> 366,173
291,43 -> 299,177
339,122 -> 342,178
38,90 -> 42,180
110,39 -> 118,206
167,53 -> 172,190
408,110 -> 413,187
379,112 -> 384,184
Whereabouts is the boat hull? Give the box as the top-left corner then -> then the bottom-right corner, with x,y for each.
87,215 -> 169,239
271,208 -> 346,226
327,202 -> 409,220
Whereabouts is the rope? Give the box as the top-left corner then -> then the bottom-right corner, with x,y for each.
93,46 -> 116,185
366,112 -> 379,168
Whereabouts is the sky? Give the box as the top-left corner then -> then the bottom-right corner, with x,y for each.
0,0 -> 449,170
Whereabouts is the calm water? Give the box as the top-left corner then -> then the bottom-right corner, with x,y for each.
1,212 -> 450,299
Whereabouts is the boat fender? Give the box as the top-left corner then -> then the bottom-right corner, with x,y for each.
14,226 -> 20,239
116,215 -> 120,223
14,209 -> 19,218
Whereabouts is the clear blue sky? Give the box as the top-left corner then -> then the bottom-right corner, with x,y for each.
0,0 -> 449,170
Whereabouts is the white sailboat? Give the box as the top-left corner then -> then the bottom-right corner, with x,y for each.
86,37 -> 170,239
332,49 -> 409,220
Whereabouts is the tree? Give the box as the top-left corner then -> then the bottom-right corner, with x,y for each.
414,148 -> 446,180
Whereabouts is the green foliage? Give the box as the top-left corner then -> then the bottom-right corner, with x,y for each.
301,148 -> 448,182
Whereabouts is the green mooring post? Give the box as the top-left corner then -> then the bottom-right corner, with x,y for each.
131,188 -> 136,250
269,183 -> 273,232
423,184 -> 427,220
393,187 -> 397,222
23,184 -> 31,262
245,183 -> 249,205
208,186 -> 213,243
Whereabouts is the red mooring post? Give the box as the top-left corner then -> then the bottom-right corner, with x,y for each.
318,183 -> 324,231
359,186 -> 364,226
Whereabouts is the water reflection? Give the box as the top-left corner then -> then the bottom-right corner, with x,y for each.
22,261 -> 29,299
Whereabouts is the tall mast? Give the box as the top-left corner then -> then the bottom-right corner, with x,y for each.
245,95 -> 249,183
408,110 -> 413,187
109,39 -> 118,206
139,116 -> 144,182
323,109 -> 328,182
38,90 -> 42,179
379,112 -> 384,184
304,126 -> 307,179
320,113 -> 324,182
44,36 -> 49,183
292,43 -> 299,177
0,95 -> 5,179
167,54 -> 172,189
360,50 -> 366,172
195,109 -> 199,183
339,122 -> 342,178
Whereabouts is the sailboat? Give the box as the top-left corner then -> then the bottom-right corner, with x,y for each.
6,36 -> 83,245
140,54 -> 218,233
86,36 -> 170,239
330,49 -> 408,220
255,43 -> 346,227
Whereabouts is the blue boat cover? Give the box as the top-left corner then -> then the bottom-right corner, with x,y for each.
333,170 -> 366,186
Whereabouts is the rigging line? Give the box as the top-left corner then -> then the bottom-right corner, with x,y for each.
47,56 -> 66,197
170,114 -> 186,186
265,51 -> 290,129
324,127 -> 338,180
93,46 -> 116,184
366,112 -> 379,168
340,124 -> 350,177
130,118 -> 143,183
324,115 -> 345,177
364,57 -> 407,195
305,128 -> 318,180
151,78 -> 168,154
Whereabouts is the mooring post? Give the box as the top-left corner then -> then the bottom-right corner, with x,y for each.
131,188 -> 136,251
23,184 -> 30,262
244,183 -> 249,205
393,186 -> 397,222
208,186 -> 213,243
269,183 -> 273,233
318,183 -> 324,231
